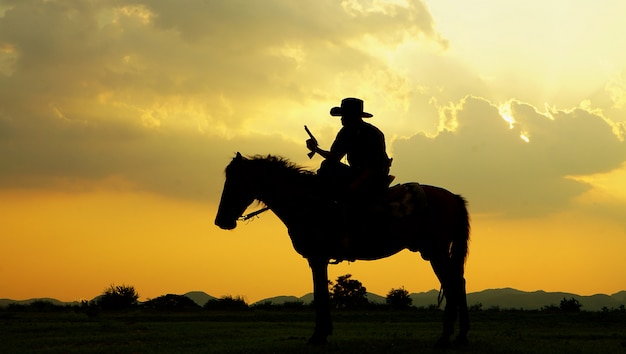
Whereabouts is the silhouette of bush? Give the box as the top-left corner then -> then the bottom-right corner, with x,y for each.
143,294 -> 200,311
4,301 -> 64,313
282,300 -> 307,310
330,274 -> 368,309
251,300 -> 308,311
98,284 -> 139,311
250,300 -> 275,310
75,299 -> 99,317
485,305 -> 501,312
386,287 -> 412,310
469,302 -> 483,312
29,300 -> 61,312
5,303 -> 27,312
203,295 -> 248,311
541,298 -> 583,313
541,304 -> 560,312
560,297 -> 582,312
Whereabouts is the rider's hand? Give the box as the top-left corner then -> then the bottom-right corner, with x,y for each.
306,138 -> 318,152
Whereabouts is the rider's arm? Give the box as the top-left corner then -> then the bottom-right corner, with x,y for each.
306,138 -> 344,161
306,140 -> 340,160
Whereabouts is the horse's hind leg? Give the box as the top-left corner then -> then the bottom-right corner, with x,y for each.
456,277 -> 469,345
430,257 -> 463,346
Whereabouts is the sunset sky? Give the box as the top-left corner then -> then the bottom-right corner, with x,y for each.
1,0 -> 625,304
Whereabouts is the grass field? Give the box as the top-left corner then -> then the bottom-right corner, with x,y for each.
1,309 -> 625,353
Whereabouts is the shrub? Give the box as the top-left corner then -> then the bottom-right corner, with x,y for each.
203,295 -> 248,311
143,294 -> 200,311
98,284 -> 139,311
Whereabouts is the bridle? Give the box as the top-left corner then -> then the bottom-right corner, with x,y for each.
238,206 -> 270,221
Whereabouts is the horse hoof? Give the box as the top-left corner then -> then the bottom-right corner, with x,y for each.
434,337 -> 450,349
307,335 -> 327,346
454,335 -> 469,346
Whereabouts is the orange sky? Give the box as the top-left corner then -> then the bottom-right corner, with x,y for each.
1,0 -> 625,303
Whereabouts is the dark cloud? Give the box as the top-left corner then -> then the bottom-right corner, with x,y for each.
0,114 -> 304,200
392,96 -> 626,217
0,0 -> 447,200
144,0 -> 445,47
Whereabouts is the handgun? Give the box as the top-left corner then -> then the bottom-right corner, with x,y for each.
304,125 -> 316,159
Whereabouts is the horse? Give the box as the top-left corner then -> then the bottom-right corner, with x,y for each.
215,153 -> 470,346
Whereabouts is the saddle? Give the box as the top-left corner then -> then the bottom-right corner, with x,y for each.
383,182 -> 428,219
315,177 -> 427,222
341,182 -> 427,221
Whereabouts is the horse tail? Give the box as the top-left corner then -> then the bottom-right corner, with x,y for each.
450,194 -> 470,268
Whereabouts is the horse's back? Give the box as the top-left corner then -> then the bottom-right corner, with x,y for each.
419,184 -> 467,211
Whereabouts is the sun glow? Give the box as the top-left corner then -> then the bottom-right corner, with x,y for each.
520,132 -> 530,143
498,102 -> 515,129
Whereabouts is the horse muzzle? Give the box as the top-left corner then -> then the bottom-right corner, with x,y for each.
215,216 -> 237,230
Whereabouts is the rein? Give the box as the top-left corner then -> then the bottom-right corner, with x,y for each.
239,207 -> 270,221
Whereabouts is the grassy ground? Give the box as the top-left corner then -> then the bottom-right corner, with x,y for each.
1,309 -> 624,353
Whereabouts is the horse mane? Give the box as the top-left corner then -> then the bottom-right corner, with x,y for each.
225,154 -> 314,180
247,154 -> 315,177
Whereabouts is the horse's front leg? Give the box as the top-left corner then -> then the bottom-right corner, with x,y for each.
307,257 -> 332,345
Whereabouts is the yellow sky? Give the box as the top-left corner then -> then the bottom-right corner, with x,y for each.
1,0 -> 625,303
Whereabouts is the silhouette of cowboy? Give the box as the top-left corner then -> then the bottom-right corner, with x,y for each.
306,98 -> 391,204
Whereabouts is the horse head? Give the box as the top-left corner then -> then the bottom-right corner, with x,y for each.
215,152 -> 257,230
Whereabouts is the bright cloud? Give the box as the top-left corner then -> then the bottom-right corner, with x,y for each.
393,96 -> 626,219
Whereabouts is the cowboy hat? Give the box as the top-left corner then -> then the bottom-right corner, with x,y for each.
330,97 -> 373,118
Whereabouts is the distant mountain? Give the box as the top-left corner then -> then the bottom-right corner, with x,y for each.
253,295 -> 301,305
183,291 -> 216,307
366,292 -> 386,304
252,293 -> 312,306
2,289 -> 624,311
464,288 -> 626,311
0,298 -> 80,307
0,292 -> 217,308
251,292 -> 387,306
409,289 -> 442,307
612,290 -> 626,303
253,288 -> 626,311
299,293 -> 314,304
252,290 -> 441,307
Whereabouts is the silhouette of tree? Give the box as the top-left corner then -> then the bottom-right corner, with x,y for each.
330,274 -> 368,309
386,287 -> 412,309
98,284 -> 139,311
559,297 -> 582,312
143,294 -> 200,311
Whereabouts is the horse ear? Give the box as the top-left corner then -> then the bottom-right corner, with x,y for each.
235,152 -> 242,160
